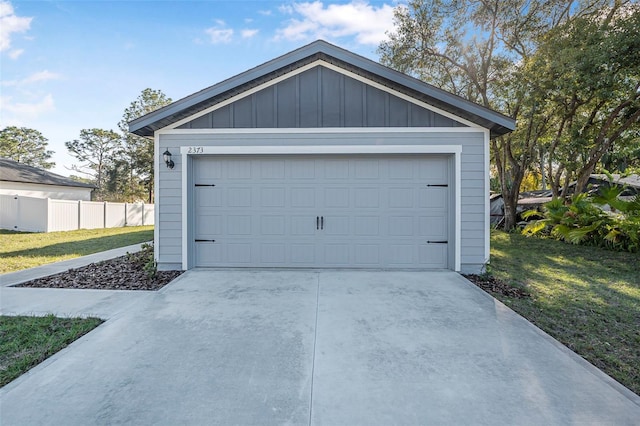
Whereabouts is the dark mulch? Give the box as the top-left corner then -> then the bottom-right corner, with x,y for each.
14,248 -> 183,291
464,274 -> 530,299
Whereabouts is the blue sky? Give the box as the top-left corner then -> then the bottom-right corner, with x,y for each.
1,0 -> 400,176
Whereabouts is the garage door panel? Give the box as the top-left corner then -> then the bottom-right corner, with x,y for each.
194,155 -> 450,269
290,243 -> 316,264
323,216 -> 349,235
227,216 -> 252,235
196,242 -> 222,266
388,216 -> 414,236
419,216 -> 448,239
355,188 -> 379,208
261,188 -> 286,207
418,187 -> 447,209
227,243 -> 252,263
324,159 -> 350,179
355,160 -> 380,178
260,243 -> 286,263
291,216 -> 316,235
355,244 -> 380,265
260,216 -> 286,235
291,188 -> 317,207
227,188 -> 252,207
260,160 -> 285,179
388,244 -> 414,265
354,216 -> 379,236
418,244 -> 447,267
196,214 -> 223,236
195,187 -> 222,208
324,244 -> 350,264
324,187 -> 350,208
290,160 -> 316,178
388,188 -> 414,208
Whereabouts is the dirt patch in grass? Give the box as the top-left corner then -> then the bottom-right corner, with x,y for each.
14,246 -> 182,291
464,274 -> 530,299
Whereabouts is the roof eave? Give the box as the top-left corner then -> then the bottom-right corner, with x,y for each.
129,40 -> 515,137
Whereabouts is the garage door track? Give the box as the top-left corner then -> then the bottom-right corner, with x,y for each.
1,270 -> 639,425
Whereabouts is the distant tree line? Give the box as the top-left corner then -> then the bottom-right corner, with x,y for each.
0,88 -> 171,202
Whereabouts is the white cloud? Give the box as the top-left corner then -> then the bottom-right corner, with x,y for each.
8,47 -> 23,59
2,70 -> 61,87
204,20 -> 234,44
275,1 -> 395,46
0,93 -> 55,122
0,1 -> 32,52
258,10 -> 273,16
241,29 -> 259,39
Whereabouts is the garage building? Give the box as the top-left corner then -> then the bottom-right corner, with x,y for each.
129,40 -> 515,273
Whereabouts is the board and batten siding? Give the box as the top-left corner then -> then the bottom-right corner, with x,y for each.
177,66 -> 467,130
156,131 -> 488,272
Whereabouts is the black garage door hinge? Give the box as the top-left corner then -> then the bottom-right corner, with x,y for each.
195,239 -> 216,243
427,240 -> 448,244
427,184 -> 448,187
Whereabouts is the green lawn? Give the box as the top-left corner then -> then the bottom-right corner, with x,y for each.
487,230 -> 640,395
0,226 -> 153,274
0,315 -> 103,387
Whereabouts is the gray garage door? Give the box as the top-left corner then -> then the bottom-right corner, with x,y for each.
193,155 -> 450,268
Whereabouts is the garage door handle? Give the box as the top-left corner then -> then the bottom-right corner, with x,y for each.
427,240 -> 448,244
321,216 -> 324,230
316,216 -> 319,230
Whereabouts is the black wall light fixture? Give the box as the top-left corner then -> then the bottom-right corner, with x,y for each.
163,149 -> 175,169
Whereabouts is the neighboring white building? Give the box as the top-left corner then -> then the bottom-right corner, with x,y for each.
0,158 -> 95,200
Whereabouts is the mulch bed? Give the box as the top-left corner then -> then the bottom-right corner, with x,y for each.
14,249 -> 183,291
464,274 -> 530,299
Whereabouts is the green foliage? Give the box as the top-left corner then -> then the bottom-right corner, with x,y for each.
0,126 -> 54,169
117,88 -> 172,203
0,314 -> 103,387
521,187 -> 640,252
140,242 -> 157,279
65,128 -> 121,200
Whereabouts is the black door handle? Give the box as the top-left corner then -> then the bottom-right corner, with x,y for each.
316,216 -> 319,230
321,216 -> 324,230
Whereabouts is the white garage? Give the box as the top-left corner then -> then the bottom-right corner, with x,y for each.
129,40 -> 514,273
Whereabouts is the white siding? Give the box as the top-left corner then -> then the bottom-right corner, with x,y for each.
0,182 -> 92,200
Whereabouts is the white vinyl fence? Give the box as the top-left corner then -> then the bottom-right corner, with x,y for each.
0,195 -> 154,232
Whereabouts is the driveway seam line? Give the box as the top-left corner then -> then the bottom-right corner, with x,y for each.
308,273 -> 321,426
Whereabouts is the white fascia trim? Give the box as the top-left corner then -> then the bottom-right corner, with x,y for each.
455,151 -> 461,272
180,144 -> 462,271
181,152 -> 189,270
180,144 -> 462,155
159,127 -> 485,136
483,129 -> 491,265
154,133 -> 160,264
163,59 -> 481,131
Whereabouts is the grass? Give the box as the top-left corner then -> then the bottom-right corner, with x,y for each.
0,226 -> 153,274
0,315 -> 103,387
487,229 -> 640,395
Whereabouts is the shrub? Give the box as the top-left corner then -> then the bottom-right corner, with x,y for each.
522,186 -> 640,253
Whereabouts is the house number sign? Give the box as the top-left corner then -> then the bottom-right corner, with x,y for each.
187,146 -> 204,154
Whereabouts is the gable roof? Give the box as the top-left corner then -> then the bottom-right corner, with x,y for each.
129,40 -> 515,138
0,158 -> 95,189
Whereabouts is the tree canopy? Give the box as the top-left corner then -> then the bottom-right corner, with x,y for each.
0,126 -> 55,169
379,0 -> 640,229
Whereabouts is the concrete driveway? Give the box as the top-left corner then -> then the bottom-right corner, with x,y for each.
1,270 -> 639,425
